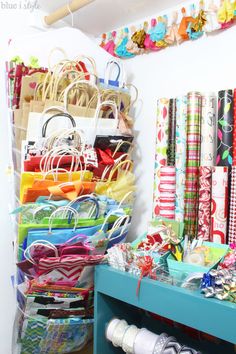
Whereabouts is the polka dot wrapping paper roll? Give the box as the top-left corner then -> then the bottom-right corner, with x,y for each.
233,88 -> 236,166
184,92 -> 202,238
152,98 -> 170,218
167,99 -> 176,166
210,166 -> 228,244
228,166 -> 236,244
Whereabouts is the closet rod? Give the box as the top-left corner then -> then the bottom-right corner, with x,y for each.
44,0 -> 95,26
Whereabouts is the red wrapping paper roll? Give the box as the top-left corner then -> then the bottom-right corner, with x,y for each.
210,166 -> 228,244
159,166 -> 176,219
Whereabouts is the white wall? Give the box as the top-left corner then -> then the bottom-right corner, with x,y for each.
125,25 -> 236,239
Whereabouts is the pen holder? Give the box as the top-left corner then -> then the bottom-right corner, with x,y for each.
167,241 -> 229,280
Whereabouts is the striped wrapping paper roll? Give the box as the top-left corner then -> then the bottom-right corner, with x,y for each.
233,89 -> 236,165
184,92 -> 202,238
197,167 -> 212,240
167,99 -> 176,166
200,93 -> 216,166
228,166 -> 236,244
159,166 -> 176,219
175,96 -> 187,222
216,89 -> 234,166
210,166 -> 228,244
153,98 -> 169,217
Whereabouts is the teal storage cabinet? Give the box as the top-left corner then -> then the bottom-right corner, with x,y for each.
94,265 -> 236,354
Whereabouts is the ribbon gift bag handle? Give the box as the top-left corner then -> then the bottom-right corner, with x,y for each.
104,59 -> 126,88
27,105 -> 70,142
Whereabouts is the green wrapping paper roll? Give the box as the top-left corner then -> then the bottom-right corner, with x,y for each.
184,92 -> 202,238
167,99 -> 176,166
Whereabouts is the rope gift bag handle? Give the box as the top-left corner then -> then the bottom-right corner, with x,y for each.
42,167 -> 71,182
73,55 -> 98,80
66,194 -> 100,220
52,69 -> 85,102
24,240 -> 59,265
45,128 -> 86,152
112,140 -> 134,157
107,159 -> 134,183
48,47 -> 68,72
32,204 -> 57,221
48,206 -> 79,233
107,214 -> 131,241
44,59 -> 80,101
63,79 -> 102,113
123,83 -> 139,114
91,100 -> 119,147
117,191 -> 134,209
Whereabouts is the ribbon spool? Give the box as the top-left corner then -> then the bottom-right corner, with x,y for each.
122,325 -> 140,354
153,333 -> 169,354
105,318 -> 120,342
134,328 -> 159,354
111,319 -> 129,347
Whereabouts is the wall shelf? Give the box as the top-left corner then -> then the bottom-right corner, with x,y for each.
94,265 -> 236,354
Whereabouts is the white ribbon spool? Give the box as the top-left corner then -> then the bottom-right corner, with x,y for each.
134,328 -> 159,354
111,319 -> 129,348
122,325 -> 140,354
106,318 -> 120,342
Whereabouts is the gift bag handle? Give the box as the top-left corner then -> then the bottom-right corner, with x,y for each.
24,240 -> 59,265
63,79 -> 101,111
107,214 -> 131,240
108,159 -> 133,183
104,59 -> 125,88
32,205 -> 57,220
66,195 -> 100,222
48,206 -> 79,233
91,100 -> 119,147
42,112 -> 76,138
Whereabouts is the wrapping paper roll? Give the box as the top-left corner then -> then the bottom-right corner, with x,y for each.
216,89 -> 234,166
210,166 -> 228,244
184,92 -> 202,238
175,96 -> 187,222
153,98 -> 169,217
167,99 -> 176,166
228,166 -> 236,244
233,89 -> 236,166
200,93 -> 216,166
159,166 -> 176,219
197,167 -> 212,240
